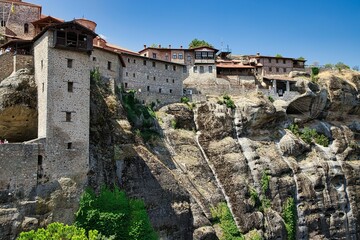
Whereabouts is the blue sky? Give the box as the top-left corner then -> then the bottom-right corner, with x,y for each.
30,0 -> 360,67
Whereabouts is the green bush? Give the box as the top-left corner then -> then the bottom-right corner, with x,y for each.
18,222 -> 102,240
170,119 -> 177,129
211,202 -> 244,240
282,198 -> 297,240
218,94 -> 236,109
180,96 -> 190,104
288,124 -> 300,137
75,187 -> 157,240
268,96 -> 274,103
300,127 -> 317,144
314,134 -> 329,147
261,171 -> 270,194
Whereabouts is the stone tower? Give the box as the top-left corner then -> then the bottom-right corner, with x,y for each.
33,21 -> 96,183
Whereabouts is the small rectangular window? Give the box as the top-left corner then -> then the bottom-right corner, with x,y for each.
165,64 -> 168,70
153,76 -> 156,81
194,66 -> 198,73
66,112 -> 72,122
187,55 -> 191,61
172,54 -> 177,59
67,142 -> 72,149
126,72 -> 128,76
133,73 -> 135,78
283,59 -> 286,64
133,59 -> 136,63
183,66 -> 187,73
127,58 -> 130,63
159,88 -> 162,93
42,83 -> 44,92
147,86 -> 150,91
178,54 -> 183,59
93,57 -> 96,61
68,82 -> 73,92
108,61 -> 112,70
152,62 -> 156,67
200,66 -> 204,73
269,67 -> 272,72
125,82 -> 128,88
173,65 -> 176,71
143,60 -> 146,65
147,75 -> 149,80
172,79 -> 175,83
153,53 -> 157,59
208,66 -> 213,73
166,78 -> 169,82
170,89 -> 173,93
67,59 -> 73,68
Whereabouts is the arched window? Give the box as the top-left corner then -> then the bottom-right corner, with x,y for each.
24,23 -> 29,34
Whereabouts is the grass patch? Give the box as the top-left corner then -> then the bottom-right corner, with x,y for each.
211,202 -> 244,240
282,197 -> 297,240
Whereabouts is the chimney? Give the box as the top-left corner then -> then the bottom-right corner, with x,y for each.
180,45 -> 183,49
144,44 -> 147,49
169,44 -> 171,49
158,44 -> 161,48
256,52 -> 260,56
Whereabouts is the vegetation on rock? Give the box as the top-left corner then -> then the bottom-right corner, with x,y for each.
217,94 -> 236,109
211,202 -> 244,240
288,124 -> 329,147
75,187 -> 157,240
18,222 -> 104,240
282,198 -> 297,240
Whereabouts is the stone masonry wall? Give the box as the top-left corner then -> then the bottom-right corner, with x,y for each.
122,53 -> 185,105
0,1 -> 41,40
0,53 -> 13,81
0,53 -> 33,82
0,143 -> 42,200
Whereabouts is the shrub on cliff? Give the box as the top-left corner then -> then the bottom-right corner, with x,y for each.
211,202 -> 244,240
282,198 -> 297,240
18,222 -> 104,240
75,187 -> 157,240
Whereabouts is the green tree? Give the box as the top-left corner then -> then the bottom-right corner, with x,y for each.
352,65 -> 359,71
323,63 -> 334,69
335,62 -> 350,72
75,187 -> 157,240
18,222 -> 101,240
297,57 -> 305,61
275,54 -> 283,58
188,38 -> 213,48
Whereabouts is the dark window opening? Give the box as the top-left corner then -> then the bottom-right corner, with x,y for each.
147,86 -> 150,91
42,83 -> 44,92
128,58 -> 130,63
67,142 -> 72,149
173,54 -> 177,59
172,79 -> 175,83
153,53 -> 157,59
24,23 -> 29,34
108,61 -> 112,70
166,79 -> 168,82
133,59 -> 136,63
276,67 -> 279,72
68,82 -> 74,92
276,59 -> 279,63
1,20 -> 6,27
195,51 -> 214,59
178,54 -> 183,59
194,66 -> 198,73
147,75 -> 149,80
200,66 -> 204,73
37,155 -> 43,179
159,88 -> 162,93
67,58 -> 73,68
38,155 -> 43,166
170,89 -> 173,93
283,59 -> 286,64
152,62 -> 156,67
269,67 -> 272,72
143,60 -> 146,65
92,57 -> 96,61
126,72 -> 128,76
66,112 -> 72,122
183,66 -> 187,73
173,65 -> 176,71
133,73 -> 136,78
125,82 -> 128,88
153,76 -> 156,81
165,64 -> 168,70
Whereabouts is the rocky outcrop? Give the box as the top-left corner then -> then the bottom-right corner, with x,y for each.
0,69 -> 37,142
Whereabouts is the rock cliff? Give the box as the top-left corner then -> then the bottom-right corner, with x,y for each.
0,69 -> 359,239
